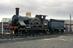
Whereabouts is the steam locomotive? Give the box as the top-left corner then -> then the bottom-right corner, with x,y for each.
11,8 -> 65,36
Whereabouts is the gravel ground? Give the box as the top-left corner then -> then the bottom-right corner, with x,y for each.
0,33 -> 73,48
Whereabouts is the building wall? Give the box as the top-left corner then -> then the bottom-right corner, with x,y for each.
64,20 -> 73,32
0,20 -> 73,33
0,22 -> 10,34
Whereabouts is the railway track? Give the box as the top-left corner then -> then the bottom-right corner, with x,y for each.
0,32 -> 73,39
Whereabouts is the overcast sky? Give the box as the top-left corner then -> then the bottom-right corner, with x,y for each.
0,0 -> 73,21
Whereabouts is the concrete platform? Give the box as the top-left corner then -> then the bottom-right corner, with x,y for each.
0,33 -> 73,48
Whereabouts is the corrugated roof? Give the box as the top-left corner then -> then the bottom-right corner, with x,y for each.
64,20 -> 73,24
1,18 -> 11,22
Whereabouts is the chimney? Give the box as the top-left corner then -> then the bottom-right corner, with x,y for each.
16,8 -> 19,15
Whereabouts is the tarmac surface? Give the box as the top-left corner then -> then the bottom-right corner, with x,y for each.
0,33 -> 73,48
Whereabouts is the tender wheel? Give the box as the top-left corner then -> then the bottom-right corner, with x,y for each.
60,29 -> 64,34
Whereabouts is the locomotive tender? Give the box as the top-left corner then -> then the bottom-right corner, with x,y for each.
11,8 -> 65,36
48,19 -> 65,34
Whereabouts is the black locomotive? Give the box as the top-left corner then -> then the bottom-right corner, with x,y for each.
11,8 -> 65,36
